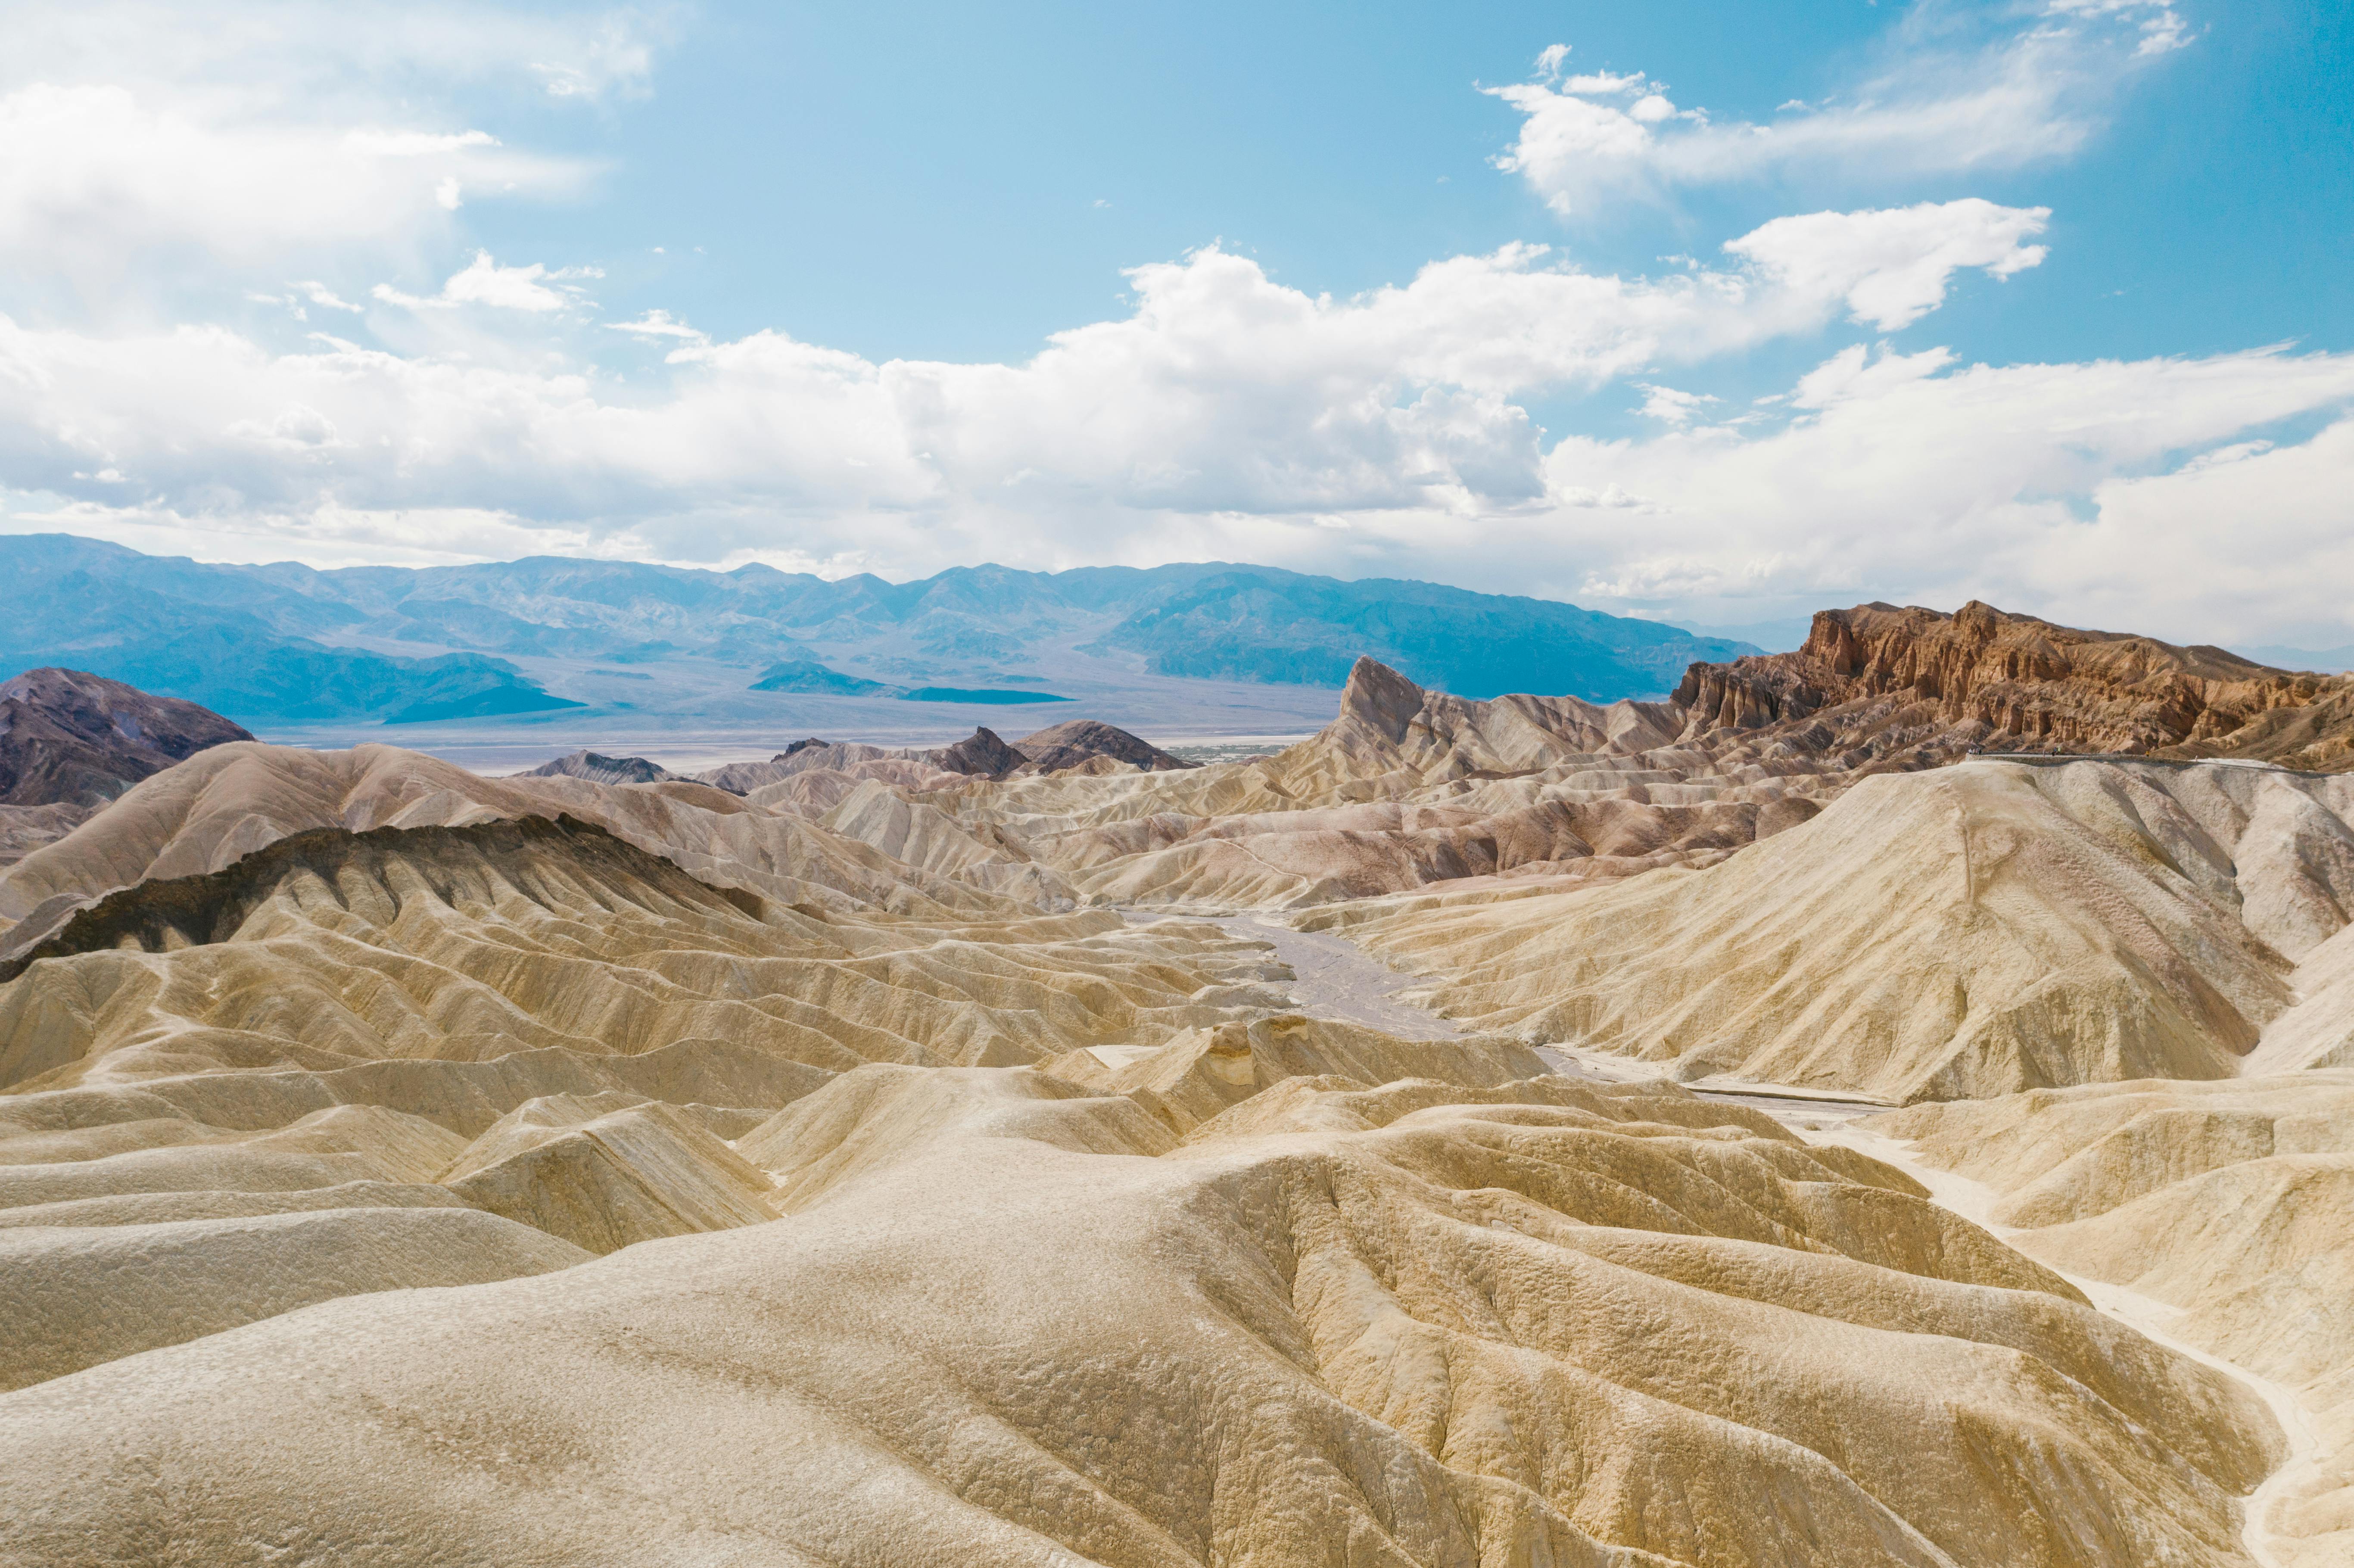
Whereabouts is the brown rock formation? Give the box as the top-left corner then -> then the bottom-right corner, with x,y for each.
934,725 -> 1027,778
0,667 -> 253,806
1674,601 -> 2354,771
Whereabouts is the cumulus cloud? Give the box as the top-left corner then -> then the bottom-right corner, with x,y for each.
1490,2 -> 2188,215
1538,343 -> 2354,640
0,0 -> 2330,649
0,207 -> 2051,539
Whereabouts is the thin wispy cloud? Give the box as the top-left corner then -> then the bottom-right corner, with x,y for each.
1488,0 -> 2189,215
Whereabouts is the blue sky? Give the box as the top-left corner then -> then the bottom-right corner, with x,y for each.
2,0 -> 2350,645
459,0 -> 2349,369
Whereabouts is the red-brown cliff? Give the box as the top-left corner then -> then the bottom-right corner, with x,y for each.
1672,601 -> 2354,772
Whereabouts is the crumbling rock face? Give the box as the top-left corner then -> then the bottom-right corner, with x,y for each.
1673,602 -> 2354,771
0,667 -> 253,806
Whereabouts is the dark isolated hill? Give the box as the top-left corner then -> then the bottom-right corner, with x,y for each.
0,537 -> 1754,727
0,669 -> 253,806
521,750 -> 682,787
1014,720 -> 1195,772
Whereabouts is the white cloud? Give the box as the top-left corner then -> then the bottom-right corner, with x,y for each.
1727,200 -> 2049,330
373,253 -> 597,314
2,3 -> 665,106
1490,4 -> 2188,215
0,207 -> 2041,532
0,3 -> 650,304
0,83 -> 588,289
4,204 -> 2349,647
291,281 -> 364,314
606,309 -> 707,341
1536,343 -> 2354,641
1635,385 -> 1719,426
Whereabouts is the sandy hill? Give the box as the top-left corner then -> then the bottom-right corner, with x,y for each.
1310,756 -> 2354,1101
0,739 -> 1046,963
0,1052 -> 2281,1565
1873,1074 -> 2354,1567
0,811 -> 1269,1101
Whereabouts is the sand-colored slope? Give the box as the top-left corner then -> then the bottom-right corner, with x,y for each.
0,815 -> 1267,1104
443,1095 -> 779,1253
0,1205 -> 588,1391
1875,1074 -> 2354,1568
0,814 -> 1305,1400
0,740 -> 1017,952
1308,759 -> 2354,1102
0,1064 -> 2282,1567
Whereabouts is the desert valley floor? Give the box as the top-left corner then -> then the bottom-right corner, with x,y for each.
3,601 -> 2353,1566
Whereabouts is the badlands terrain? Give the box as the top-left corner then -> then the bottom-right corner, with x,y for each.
1,600 -> 2352,1565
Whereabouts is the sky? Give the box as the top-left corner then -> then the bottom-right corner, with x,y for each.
1,0 -> 2349,646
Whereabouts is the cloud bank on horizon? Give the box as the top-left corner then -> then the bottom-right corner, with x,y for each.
0,0 -> 2347,647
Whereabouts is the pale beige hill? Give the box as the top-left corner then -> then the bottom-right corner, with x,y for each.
0,1205 -> 588,1391
1874,1074 -> 2354,1568
0,740 -> 1017,956
0,813 -> 1302,1400
442,1095 -> 778,1254
1034,1011 -> 1546,1134
816,777 -> 1076,906
2246,918 -> 2354,1072
0,816 -> 1271,1108
0,1063 -> 2282,1567
822,597 -> 2354,913
0,1178 -> 475,1229
697,741 -> 962,795
0,801 -> 92,870
1308,758 -> 2354,1102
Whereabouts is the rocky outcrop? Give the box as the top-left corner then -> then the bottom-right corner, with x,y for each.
0,668 -> 252,806
1672,601 -> 2354,771
934,726 -> 1026,778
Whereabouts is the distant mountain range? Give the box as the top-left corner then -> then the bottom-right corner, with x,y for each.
0,535 -> 1757,728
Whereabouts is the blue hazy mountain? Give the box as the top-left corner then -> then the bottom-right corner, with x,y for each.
0,535 -> 1755,725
